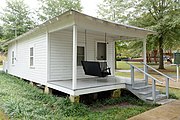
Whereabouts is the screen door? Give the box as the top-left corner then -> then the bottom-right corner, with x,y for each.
97,42 -> 106,60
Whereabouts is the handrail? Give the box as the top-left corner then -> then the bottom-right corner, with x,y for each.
126,62 -> 163,84
140,62 -> 176,82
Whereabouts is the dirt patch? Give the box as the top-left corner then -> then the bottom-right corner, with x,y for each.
0,110 -> 9,120
92,102 -> 134,112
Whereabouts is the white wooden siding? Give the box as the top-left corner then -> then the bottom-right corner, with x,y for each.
49,29 -> 115,81
7,33 -> 47,84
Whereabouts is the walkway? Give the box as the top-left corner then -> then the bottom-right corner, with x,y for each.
128,100 -> 180,120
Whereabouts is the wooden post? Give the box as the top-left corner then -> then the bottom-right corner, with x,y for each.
143,39 -> 148,85
145,66 -> 148,85
152,79 -> 156,103
72,25 -> 77,90
177,64 -> 179,82
131,66 -> 134,86
166,78 -> 169,98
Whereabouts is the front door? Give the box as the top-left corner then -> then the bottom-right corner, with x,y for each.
97,42 -> 106,60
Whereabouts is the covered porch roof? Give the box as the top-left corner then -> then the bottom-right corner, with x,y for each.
5,10 -> 155,45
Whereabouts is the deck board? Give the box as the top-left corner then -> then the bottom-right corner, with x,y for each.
48,76 -> 125,90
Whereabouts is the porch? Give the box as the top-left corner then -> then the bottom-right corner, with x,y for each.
47,76 -> 126,96
46,11 -> 154,102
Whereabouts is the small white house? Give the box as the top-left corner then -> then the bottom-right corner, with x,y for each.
4,10 -> 154,102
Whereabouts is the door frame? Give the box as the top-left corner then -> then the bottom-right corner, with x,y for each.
95,41 -> 107,62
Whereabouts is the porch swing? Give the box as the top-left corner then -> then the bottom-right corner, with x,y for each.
81,31 -> 111,77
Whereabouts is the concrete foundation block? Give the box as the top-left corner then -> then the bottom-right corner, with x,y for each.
112,89 -> 121,98
69,95 -> 80,103
44,86 -> 52,94
29,81 -> 34,86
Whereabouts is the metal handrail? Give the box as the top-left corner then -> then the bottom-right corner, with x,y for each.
126,62 -> 163,84
140,62 -> 176,82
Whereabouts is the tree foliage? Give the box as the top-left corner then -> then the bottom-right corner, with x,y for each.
98,0 -> 133,23
98,0 -> 180,69
0,25 -> 3,40
38,0 -> 82,22
0,0 -> 36,40
130,0 -> 180,69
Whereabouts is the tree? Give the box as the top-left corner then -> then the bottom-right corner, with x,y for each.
0,0 -> 36,40
98,0 -> 133,23
130,0 -> 180,69
38,0 -> 82,22
98,0 -> 180,69
0,25 -> 3,40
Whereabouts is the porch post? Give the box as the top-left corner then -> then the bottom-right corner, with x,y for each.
143,38 -> 148,85
72,25 -> 77,90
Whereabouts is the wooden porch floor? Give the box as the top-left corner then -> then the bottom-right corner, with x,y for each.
47,76 -> 126,95
48,76 -> 126,90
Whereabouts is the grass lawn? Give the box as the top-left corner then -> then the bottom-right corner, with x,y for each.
0,72 -> 158,120
116,61 -> 144,70
116,61 -> 177,77
116,72 -> 144,79
158,86 -> 180,99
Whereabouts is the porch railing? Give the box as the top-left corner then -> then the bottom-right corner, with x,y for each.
140,62 -> 176,99
126,62 -> 163,103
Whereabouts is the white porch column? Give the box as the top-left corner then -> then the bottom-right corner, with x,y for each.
143,39 -> 147,64
72,25 -> 77,90
143,39 -> 148,84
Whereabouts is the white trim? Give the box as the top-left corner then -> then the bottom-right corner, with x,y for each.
47,82 -> 75,95
29,45 -> 35,68
72,25 -> 77,90
143,39 -> 147,64
74,84 -> 125,96
77,46 -> 85,66
11,50 -> 15,65
143,39 -> 147,80
112,41 -> 115,76
47,31 -> 50,82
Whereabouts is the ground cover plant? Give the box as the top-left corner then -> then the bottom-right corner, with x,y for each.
0,72 -> 157,120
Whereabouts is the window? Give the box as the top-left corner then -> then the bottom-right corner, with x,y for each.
12,51 -> 15,65
77,46 -> 84,66
30,47 -> 34,66
97,42 -> 106,60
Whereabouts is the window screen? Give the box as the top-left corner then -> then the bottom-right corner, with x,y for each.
30,47 -> 34,66
97,42 -> 106,60
77,46 -> 84,66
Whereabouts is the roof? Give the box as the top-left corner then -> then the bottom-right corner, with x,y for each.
4,10 -> 156,45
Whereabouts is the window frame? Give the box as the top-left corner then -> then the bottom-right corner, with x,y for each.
29,46 -> 35,68
77,46 -> 85,66
11,51 -> 15,65
96,41 -> 107,61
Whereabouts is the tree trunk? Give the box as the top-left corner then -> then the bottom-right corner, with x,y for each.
154,50 -> 158,64
115,42 -> 117,69
158,36 -> 164,69
146,51 -> 149,63
146,51 -> 151,63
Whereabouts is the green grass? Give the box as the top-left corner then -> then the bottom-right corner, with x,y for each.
115,72 -> 144,79
116,61 -> 144,70
0,72 -> 157,120
158,86 -> 180,99
116,61 -> 178,77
